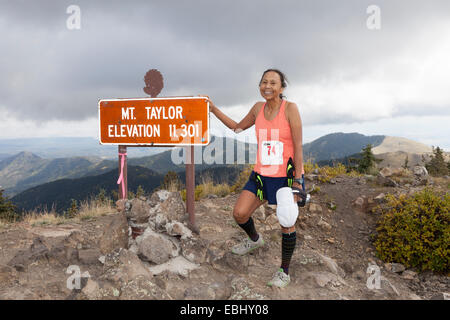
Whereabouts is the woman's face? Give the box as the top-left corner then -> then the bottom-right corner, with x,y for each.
259,71 -> 284,100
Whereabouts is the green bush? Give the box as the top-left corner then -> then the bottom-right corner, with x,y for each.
0,189 -> 19,222
373,188 -> 449,273
230,165 -> 254,193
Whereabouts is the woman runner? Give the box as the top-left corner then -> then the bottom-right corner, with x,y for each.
209,69 -> 305,288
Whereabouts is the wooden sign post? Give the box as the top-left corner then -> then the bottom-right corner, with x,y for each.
99,73 -> 209,231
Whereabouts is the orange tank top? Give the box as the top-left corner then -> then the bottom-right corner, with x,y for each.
254,100 -> 303,177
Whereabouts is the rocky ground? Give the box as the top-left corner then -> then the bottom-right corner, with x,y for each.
0,169 -> 448,300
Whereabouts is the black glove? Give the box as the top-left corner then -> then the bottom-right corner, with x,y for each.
291,187 -> 307,207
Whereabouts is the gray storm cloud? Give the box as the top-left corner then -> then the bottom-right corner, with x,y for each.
0,0 -> 449,122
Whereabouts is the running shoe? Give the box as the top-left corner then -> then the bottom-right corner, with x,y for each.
231,235 -> 264,255
267,268 -> 290,288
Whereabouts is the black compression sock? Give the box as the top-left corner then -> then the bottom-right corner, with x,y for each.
238,217 -> 259,242
280,231 -> 297,275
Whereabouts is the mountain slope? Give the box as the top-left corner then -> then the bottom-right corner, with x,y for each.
11,166 -> 164,213
372,136 -> 433,154
303,132 -> 385,162
10,164 -> 244,213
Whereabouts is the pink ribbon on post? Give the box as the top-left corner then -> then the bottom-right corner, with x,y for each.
117,152 -> 127,199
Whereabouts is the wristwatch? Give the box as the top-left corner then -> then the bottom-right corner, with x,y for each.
294,178 -> 304,185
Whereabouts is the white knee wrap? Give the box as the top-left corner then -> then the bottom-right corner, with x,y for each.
276,187 -> 299,228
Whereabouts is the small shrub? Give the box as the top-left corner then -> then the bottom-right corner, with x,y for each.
373,188 -> 449,273
317,163 -> 348,183
304,161 -> 318,174
230,165 -> 254,193
65,199 -> 78,219
136,185 -> 145,198
0,189 -> 19,223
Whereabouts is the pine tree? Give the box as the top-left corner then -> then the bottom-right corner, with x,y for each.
425,146 -> 448,176
0,188 -> 19,222
402,155 -> 409,169
357,144 -> 379,174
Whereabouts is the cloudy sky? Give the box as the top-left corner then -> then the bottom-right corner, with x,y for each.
0,0 -> 449,149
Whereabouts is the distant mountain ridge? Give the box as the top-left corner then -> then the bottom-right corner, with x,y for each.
303,132 -> 385,162
0,137 -> 169,159
1,133 -> 439,198
11,165 -> 243,213
0,135 -> 256,196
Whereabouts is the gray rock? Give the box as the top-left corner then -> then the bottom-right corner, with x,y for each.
148,192 -> 187,223
78,249 -> 102,265
377,174 -> 398,187
374,193 -> 386,203
317,219 -> 332,231
386,262 -> 406,273
127,198 -> 152,224
401,270 -> 417,280
103,248 -> 153,284
99,213 -> 129,255
413,166 -> 428,177
137,228 -> 179,264
180,237 -> 209,264
165,221 -> 193,240
317,253 -> 346,278
379,167 -> 393,178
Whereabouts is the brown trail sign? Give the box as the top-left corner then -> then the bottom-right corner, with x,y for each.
98,70 -> 209,232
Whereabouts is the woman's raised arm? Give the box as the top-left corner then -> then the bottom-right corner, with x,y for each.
210,99 -> 259,133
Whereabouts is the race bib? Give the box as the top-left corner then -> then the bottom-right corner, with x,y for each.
261,140 -> 283,165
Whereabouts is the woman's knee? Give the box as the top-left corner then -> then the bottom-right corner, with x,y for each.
233,207 -> 251,224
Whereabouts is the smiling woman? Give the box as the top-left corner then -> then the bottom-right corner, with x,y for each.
208,68 -> 306,288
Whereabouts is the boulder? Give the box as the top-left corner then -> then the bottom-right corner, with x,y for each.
377,174 -> 398,187
379,167 -> 393,177
165,221 -> 193,240
7,237 -> 49,271
99,213 -> 129,255
148,191 -> 187,223
127,198 -> 152,224
137,228 -> 179,264
413,166 -> 428,177
149,189 -> 172,205
180,237 -> 209,264
102,248 -> 153,284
